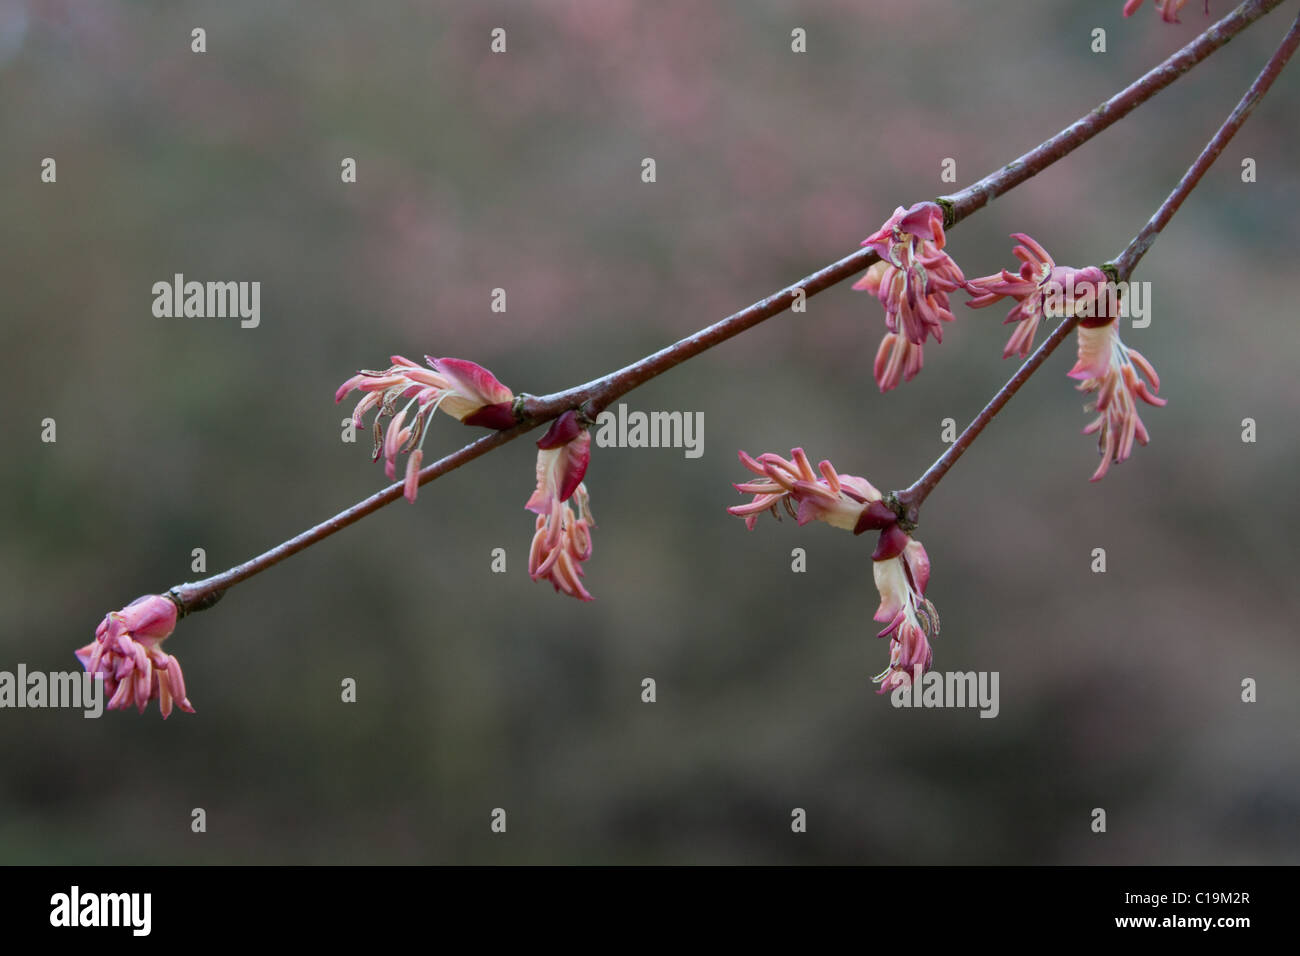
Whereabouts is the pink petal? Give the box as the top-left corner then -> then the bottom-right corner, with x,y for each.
537,409 -> 583,450
428,357 -> 513,406
404,449 -> 423,503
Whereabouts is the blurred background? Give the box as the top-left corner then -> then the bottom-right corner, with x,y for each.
1,0 -> 1297,864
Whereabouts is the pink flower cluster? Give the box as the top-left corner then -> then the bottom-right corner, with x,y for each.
969,234 -> 1167,480
728,447 -> 938,690
526,410 -> 597,601
859,212 -> 1167,481
727,447 -> 893,533
76,595 -> 194,718
854,202 -> 967,392
1069,318 -> 1167,481
966,234 -> 1107,360
339,353 -> 601,600
337,355 -> 515,502
871,534 -> 939,695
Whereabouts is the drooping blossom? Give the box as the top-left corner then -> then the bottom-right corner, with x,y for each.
728,447 -> 938,688
336,355 -> 515,502
1069,318 -> 1166,481
76,595 -> 194,718
1122,0 -> 1206,23
727,447 -> 896,533
853,202 -> 968,392
872,534 -> 939,695
526,410 -> 596,601
966,234 -> 1107,359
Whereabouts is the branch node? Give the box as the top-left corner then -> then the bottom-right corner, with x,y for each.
169,587 -> 225,618
934,197 -> 956,230
882,491 -> 918,534
511,393 -> 532,422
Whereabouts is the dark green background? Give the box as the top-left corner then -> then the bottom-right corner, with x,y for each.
1,0 -> 1297,863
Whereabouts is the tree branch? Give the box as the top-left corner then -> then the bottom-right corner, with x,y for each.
942,0 -> 1288,223
165,0 -> 1288,615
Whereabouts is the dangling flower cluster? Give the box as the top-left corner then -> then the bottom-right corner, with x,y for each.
871,532 -> 938,696
336,356 -> 515,502
76,595 -> 194,718
526,410 -> 596,601
728,447 -> 939,690
1069,317 -> 1166,481
965,234 -> 1166,479
1122,0 -> 1206,23
966,234 -> 1107,360
853,202 -> 967,392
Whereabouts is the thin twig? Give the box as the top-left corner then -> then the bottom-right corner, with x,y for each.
1110,7 -> 1300,278
893,316 -> 1080,523
169,425 -> 527,610
942,0 -> 1288,224
897,7 -> 1300,517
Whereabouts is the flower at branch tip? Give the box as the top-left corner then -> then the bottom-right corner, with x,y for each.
727,447 -> 895,533
966,234 -> 1107,359
1069,319 -> 1166,482
872,535 -> 939,695
76,595 -> 194,718
853,202 -> 967,392
1122,0 -> 1206,23
336,355 -> 515,502
527,410 -> 596,601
